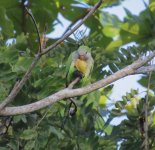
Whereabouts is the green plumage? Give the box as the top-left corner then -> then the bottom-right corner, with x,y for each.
66,45 -> 94,86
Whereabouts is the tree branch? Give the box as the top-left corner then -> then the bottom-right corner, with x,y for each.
0,50 -> 155,116
0,55 -> 41,111
25,7 -> 42,53
40,0 -> 104,55
0,0 -> 104,111
61,11 -> 87,37
133,65 -> 155,74
68,77 -> 81,89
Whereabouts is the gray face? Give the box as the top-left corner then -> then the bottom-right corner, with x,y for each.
76,46 -> 92,61
85,52 -> 91,60
77,49 -> 87,60
77,49 -> 87,56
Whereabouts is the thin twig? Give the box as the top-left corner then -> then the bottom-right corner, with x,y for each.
0,0 -> 104,111
143,52 -> 154,150
68,98 -> 77,113
144,72 -> 152,150
35,109 -> 49,129
63,76 -> 80,127
62,11 -> 87,37
40,0 -> 104,55
68,77 -> 81,89
61,98 -> 77,129
25,7 -> 42,53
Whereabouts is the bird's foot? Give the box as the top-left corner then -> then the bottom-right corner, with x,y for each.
73,70 -> 83,79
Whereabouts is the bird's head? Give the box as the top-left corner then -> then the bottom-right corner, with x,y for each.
77,46 -> 91,60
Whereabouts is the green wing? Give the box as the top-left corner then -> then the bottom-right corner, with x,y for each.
65,52 -> 76,86
86,54 -> 94,76
81,52 -> 94,86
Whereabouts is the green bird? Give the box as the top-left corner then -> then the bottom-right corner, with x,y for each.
66,45 -> 94,86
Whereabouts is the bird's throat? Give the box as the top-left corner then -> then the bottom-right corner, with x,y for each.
75,59 -> 87,74
79,55 -> 86,60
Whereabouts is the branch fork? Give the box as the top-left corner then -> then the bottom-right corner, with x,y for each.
0,0 -> 105,112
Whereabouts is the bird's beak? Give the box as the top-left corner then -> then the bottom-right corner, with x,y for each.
79,55 -> 85,60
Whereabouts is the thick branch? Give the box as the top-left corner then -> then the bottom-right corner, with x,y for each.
1,50 -> 155,116
134,65 -> 155,74
0,0 -> 104,111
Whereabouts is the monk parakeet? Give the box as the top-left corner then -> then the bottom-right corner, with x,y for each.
66,45 -> 94,86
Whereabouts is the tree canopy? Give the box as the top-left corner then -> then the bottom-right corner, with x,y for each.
0,0 -> 155,149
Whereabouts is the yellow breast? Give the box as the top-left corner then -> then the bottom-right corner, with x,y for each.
75,59 -> 87,74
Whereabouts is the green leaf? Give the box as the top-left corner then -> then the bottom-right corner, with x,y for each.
105,40 -> 123,51
0,47 -> 18,64
20,129 -> 37,140
12,56 -> 33,73
103,26 -> 120,37
13,115 -> 27,123
8,140 -> 18,150
149,2 -> 155,12
0,147 -> 8,150
121,23 -> 140,35
104,125 -> 113,135
49,126 -> 64,140
0,7 -> 14,37
24,140 -> 35,150
16,33 -> 28,48
100,11 -> 120,26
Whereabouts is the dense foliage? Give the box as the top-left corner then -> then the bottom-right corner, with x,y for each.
0,0 -> 155,149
